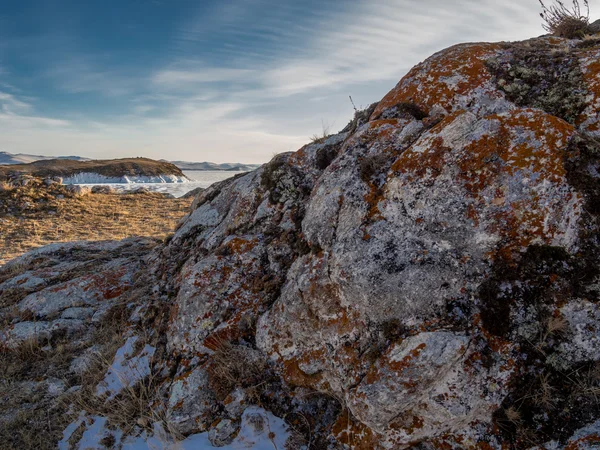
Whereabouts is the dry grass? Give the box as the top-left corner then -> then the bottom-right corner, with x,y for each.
0,187 -> 191,265
0,302 -> 151,449
0,181 -> 12,192
206,338 -> 269,400
533,373 -> 556,409
0,335 -> 79,450
359,153 -> 392,183
570,363 -> 600,402
539,0 -> 590,38
310,120 -> 332,144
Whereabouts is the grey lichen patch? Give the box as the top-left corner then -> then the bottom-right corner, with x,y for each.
260,155 -> 310,204
486,46 -> 588,124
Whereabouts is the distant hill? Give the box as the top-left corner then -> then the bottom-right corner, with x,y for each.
165,160 -> 261,171
0,151 -> 91,165
0,152 -> 260,172
0,157 -> 187,183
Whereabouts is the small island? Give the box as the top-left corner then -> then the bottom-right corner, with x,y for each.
0,157 -> 188,184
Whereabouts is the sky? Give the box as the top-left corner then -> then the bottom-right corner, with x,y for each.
0,0 -> 560,163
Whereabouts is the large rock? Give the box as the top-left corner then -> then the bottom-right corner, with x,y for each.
155,35 -> 600,448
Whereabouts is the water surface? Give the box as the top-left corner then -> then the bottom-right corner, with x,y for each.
76,170 -> 248,198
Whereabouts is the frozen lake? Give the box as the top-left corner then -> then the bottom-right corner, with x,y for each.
75,170 -> 250,198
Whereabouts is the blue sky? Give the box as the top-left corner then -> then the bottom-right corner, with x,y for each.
0,0 -> 550,163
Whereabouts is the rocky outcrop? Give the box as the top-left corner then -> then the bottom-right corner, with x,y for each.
2,34 -> 600,449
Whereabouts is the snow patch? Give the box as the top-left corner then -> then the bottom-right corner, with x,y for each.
121,406 -> 293,449
58,411 -> 86,450
96,336 -> 155,400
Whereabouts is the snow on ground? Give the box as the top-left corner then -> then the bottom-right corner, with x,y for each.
122,407 -> 292,450
58,412 -> 86,450
60,406 -> 293,449
96,336 -> 155,400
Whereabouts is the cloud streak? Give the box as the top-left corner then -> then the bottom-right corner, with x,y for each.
0,0 -> 548,162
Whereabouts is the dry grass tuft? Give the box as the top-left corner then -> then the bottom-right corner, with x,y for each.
571,363 -> 600,402
0,181 -> 13,192
206,338 -> 269,400
533,373 -> 556,409
359,153 -> 392,183
547,315 -> 569,335
310,120 -> 332,144
0,334 -> 79,450
539,0 -> 591,38
505,406 -> 522,425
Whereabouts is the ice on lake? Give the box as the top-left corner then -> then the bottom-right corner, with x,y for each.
73,170 -> 249,198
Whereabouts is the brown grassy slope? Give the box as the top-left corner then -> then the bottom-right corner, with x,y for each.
0,180 -> 191,265
0,157 -> 185,179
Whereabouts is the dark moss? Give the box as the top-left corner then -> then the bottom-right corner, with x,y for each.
371,240 -> 406,275
214,244 -> 233,257
478,244 -> 579,338
563,132 -> 600,293
260,156 -> 310,204
565,133 -> 600,215
494,359 -> 600,447
486,46 -> 588,124
379,102 -> 428,121
359,153 -> 393,183
315,143 -> 340,170
380,318 -> 408,343
484,244 -> 600,446
576,36 -> 600,49
478,277 -> 512,338
481,226 -> 600,445
342,102 -> 379,134
100,435 -> 116,448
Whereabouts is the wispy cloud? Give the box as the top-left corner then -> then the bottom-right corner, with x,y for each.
0,0 -> 546,162
0,91 -> 70,128
45,58 -> 142,96
0,91 -> 32,114
152,67 -> 254,88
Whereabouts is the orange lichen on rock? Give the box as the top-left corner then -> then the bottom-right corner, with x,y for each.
577,48 -> 600,133
372,43 -> 503,119
223,237 -> 258,255
281,350 -> 326,389
391,135 -> 450,183
390,108 -> 577,260
332,412 -> 380,450
365,119 -> 405,142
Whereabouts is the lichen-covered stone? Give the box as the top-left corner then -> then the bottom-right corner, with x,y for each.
167,365 -> 217,435
153,34 -> 600,448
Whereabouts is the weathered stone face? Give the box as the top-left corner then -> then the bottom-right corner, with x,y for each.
154,34 -> 600,448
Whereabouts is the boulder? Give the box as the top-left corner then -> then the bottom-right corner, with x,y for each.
155,35 -> 600,448
66,184 -> 91,196
90,185 -> 114,194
